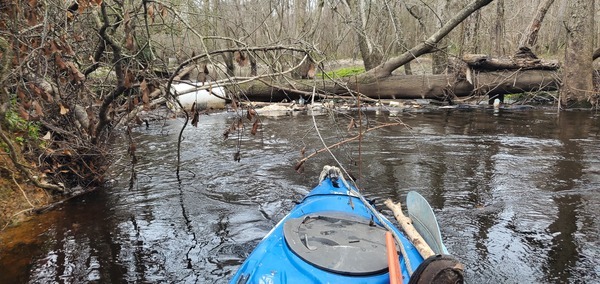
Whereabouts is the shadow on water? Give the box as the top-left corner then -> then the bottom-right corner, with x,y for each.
1,109 -> 600,283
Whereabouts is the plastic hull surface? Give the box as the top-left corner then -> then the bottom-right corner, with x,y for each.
230,178 -> 423,284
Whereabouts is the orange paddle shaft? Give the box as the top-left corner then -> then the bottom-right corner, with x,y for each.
386,231 -> 403,284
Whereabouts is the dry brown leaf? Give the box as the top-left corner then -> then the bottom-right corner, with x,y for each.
18,106 -> 29,120
123,9 -> 131,26
140,79 -> 148,93
147,3 -> 155,20
42,131 -> 51,140
197,72 -> 206,84
59,103 -> 70,115
19,43 -> 28,55
128,142 -> 136,156
55,53 -> 67,70
73,33 -> 85,42
29,83 -> 44,98
234,51 -> 248,67
42,90 -> 54,103
160,4 -> 167,18
140,79 -> 149,108
250,119 -> 260,135
125,34 -> 135,51
78,0 -> 89,13
67,62 -> 85,82
60,37 -> 76,56
347,118 -> 356,131
21,99 -> 31,110
142,95 -> 149,110
27,10 -> 39,26
246,108 -> 256,121
17,88 -> 26,100
32,100 -> 43,116
124,71 -> 134,88
307,63 -> 316,79
192,109 -> 200,127
42,43 -> 52,57
50,40 -> 60,53
31,38 -> 41,50
231,99 -> 238,111
223,128 -> 231,140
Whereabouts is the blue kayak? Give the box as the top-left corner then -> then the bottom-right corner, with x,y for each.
230,166 -> 463,284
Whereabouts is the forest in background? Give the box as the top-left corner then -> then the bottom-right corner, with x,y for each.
0,0 -> 597,227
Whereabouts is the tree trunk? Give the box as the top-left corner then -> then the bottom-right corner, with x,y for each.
432,0 -> 449,74
461,9 -> 481,55
0,36 -> 10,116
549,0 -> 568,54
462,53 -> 560,70
560,0 -> 595,108
362,0 -> 493,79
222,52 -> 235,76
494,0 -> 506,56
519,0 -> 556,50
384,0 -> 413,75
238,70 -> 559,102
347,0 -> 383,71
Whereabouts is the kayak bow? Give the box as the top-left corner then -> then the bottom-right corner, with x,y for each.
230,166 -> 463,284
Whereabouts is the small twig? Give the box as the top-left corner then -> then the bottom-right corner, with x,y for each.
0,124 -> 64,193
11,170 -> 35,208
384,199 -> 435,259
1,208 -> 35,232
296,122 -> 408,168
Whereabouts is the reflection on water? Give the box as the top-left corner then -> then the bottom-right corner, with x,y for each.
1,109 -> 600,283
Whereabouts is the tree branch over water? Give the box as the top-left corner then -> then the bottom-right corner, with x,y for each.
294,122 -> 411,171
363,0 -> 494,79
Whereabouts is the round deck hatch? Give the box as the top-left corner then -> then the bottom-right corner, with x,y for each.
283,212 -> 390,276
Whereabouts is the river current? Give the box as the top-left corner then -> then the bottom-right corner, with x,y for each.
1,107 -> 599,283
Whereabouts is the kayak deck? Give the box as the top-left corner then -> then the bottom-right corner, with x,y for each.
230,175 -> 424,284
283,212 -> 389,276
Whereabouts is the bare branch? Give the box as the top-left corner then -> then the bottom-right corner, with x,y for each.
364,0 -> 494,79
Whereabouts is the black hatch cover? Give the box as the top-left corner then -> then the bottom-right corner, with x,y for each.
283,212 -> 390,276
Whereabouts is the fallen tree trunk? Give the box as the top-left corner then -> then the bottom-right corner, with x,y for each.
237,69 -> 559,102
462,54 -> 560,70
364,0 -> 494,78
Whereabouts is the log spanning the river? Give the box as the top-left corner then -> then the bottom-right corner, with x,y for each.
462,54 -> 560,71
236,69 -> 559,102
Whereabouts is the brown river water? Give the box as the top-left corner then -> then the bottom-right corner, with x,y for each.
1,107 -> 599,283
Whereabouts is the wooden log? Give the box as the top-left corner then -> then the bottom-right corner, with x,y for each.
384,199 -> 435,259
462,53 -> 560,70
235,69 -> 559,102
